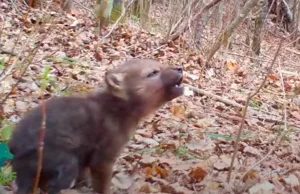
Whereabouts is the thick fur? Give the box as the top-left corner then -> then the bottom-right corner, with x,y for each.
9,59 -> 183,194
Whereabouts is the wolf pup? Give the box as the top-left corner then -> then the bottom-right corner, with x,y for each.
9,59 -> 184,194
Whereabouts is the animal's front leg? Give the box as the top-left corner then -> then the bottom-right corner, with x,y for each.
90,159 -> 114,194
75,167 -> 91,188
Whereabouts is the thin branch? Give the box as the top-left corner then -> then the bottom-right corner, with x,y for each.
0,32 -> 22,80
72,0 -> 96,17
0,46 -> 41,105
183,84 -> 244,108
206,0 -> 260,66
0,49 -> 16,56
101,0 -> 137,40
241,60 -> 289,181
166,0 -> 223,43
0,30 -> 48,105
32,100 -> 47,194
226,38 -> 284,183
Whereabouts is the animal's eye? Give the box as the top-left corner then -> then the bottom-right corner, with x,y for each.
147,70 -> 159,78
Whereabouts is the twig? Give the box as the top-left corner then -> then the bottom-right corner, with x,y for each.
221,51 -> 271,63
183,84 -> 244,108
0,32 -> 22,80
0,30 -> 48,105
0,49 -> 17,56
169,0 -> 197,36
166,0 -> 223,43
32,100 -> 47,194
226,38 -> 284,183
72,0 -> 96,17
0,45 -> 41,105
136,44 -> 167,58
241,59 -> 289,180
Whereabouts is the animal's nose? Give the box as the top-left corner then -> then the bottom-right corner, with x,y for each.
173,66 -> 183,73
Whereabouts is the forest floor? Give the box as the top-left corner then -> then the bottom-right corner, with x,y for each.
0,1 -> 300,194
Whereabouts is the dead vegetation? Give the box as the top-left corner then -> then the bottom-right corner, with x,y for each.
0,0 -> 300,193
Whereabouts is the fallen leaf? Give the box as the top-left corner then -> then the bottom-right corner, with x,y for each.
170,103 -> 186,119
189,166 -> 207,182
186,139 -> 215,152
183,71 -> 199,80
267,74 -> 279,81
213,155 -> 237,170
183,86 -> 194,96
194,118 -> 215,128
283,174 -> 300,187
154,164 -> 168,178
206,182 -> 220,190
226,60 -> 239,71
243,146 -> 262,157
290,111 -> 300,120
144,164 -> 168,178
134,135 -> 159,146
249,181 -> 274,194
111,172 -> 133,190
15,101 -> 29,112
242,169 -> 258,182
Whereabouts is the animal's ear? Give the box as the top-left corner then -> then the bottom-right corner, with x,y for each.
105,72 -> 124,90
105,72 -> 128,99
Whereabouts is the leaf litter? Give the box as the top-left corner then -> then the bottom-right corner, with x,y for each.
0,1 -> 300,194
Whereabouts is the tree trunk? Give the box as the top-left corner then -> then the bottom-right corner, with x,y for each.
131,0 -> 151,29
252,0 -> 267,56
110,0 -> 125,23
205,0 -> 260,66
268,0 -> 292,31
139,0 -> 151,29
294,1 -> 300,46
95,0 -> 114,30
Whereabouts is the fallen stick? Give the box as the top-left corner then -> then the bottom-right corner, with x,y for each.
183,84 -> 244,108
0,49 -> 16,56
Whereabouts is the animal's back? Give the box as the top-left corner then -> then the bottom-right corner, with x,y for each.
9,96 -> 93,159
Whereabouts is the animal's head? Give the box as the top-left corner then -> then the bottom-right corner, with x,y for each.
105,59 -> 184,116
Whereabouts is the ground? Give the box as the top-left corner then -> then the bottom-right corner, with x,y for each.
0,1 -> 300,194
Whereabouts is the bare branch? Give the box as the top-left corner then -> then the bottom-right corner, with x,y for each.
206,0 -> 261,66
226,38 -> 284,183
32,100 -> 47,194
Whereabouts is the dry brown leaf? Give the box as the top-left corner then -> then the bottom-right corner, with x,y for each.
243,146 -> 262,157
111,172 -> 133,190
290,111 -> 300,120
138,183 -> 157,193
267,74 -> 279,81
226,60 -> 239,71
170,103 -> 186,119
189,166 -> 207,182
144,164 -> 168,178
186,139 -> 215,152
194,118 -> 215,128
282,174 -> 300,187
249,181 -> 275,194
213,155 -> 237,171
243,169 -> 258,182
206,182 -> 220,190
144,166 -> 153,178
154,164 -> 169,178
93,51 -> 102,61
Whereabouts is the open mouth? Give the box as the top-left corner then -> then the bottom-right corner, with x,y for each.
174,77 -> 183,88
168,76 -> 184,99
